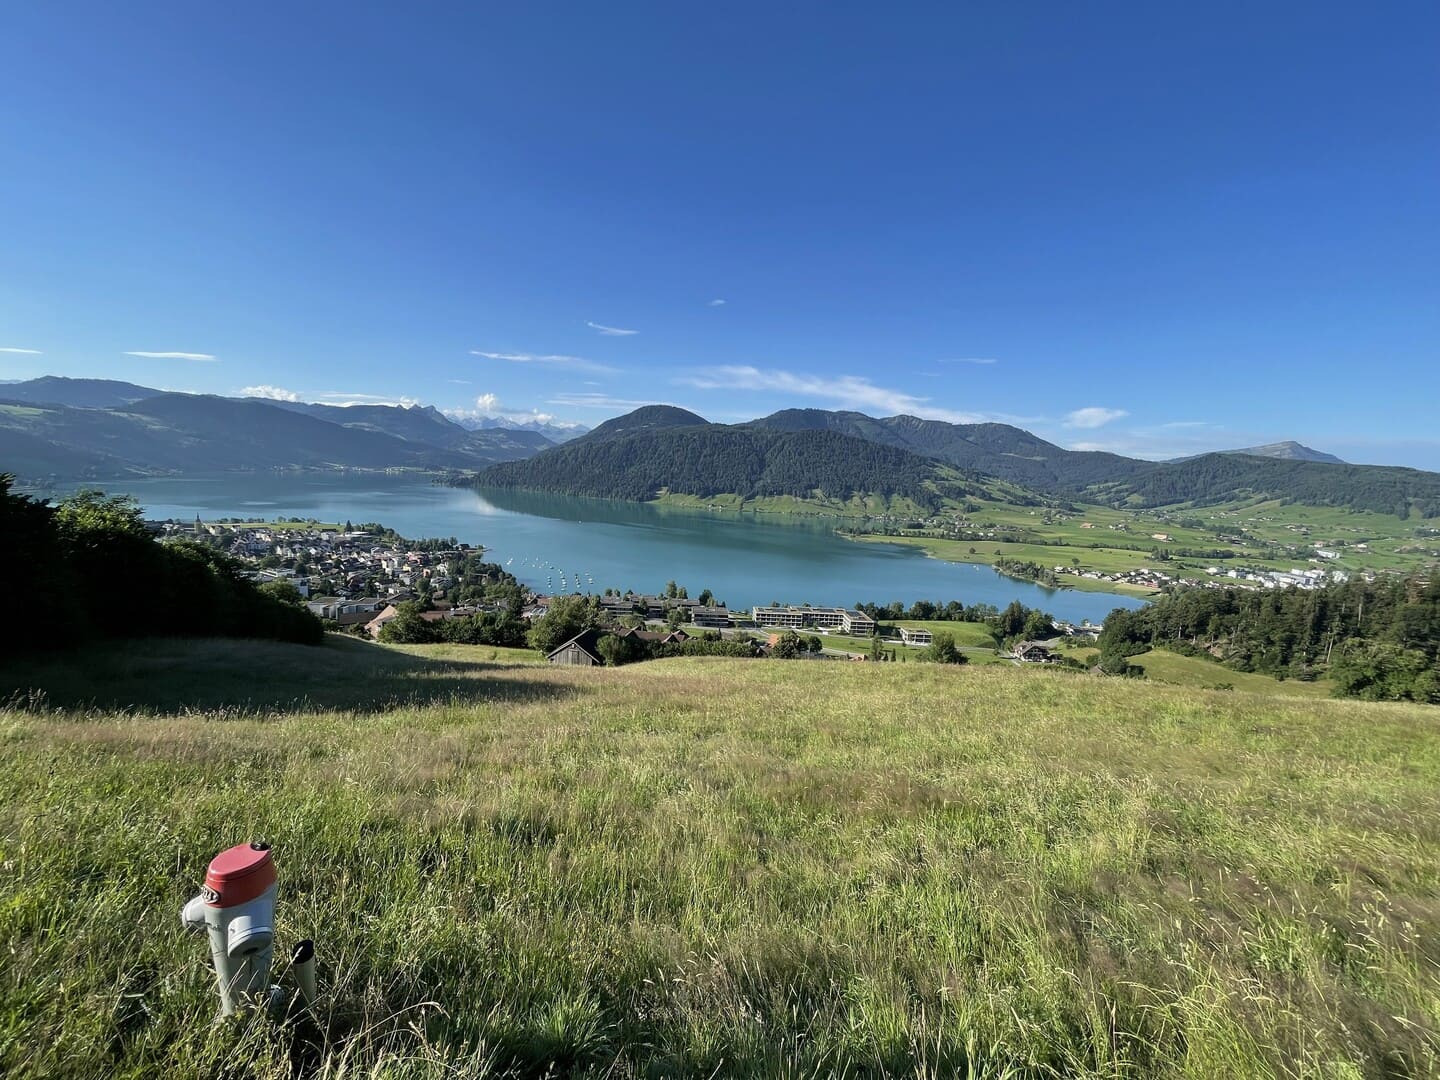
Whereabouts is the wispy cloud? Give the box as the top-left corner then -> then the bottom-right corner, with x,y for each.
938,357 -> 998,365
0,346 -> 43,354
676,365 -> 998,424
124,350 -> 218,362
546,392 -> 682,411
240,385 -> 301,402
446,378 -> 471,385
1158,420 -> 1214,430
471,350 -> 617,374
708,299 -> 727,307
1063,406 -> 1129,429
585,321 -> 638,337
317,392 -> 421,407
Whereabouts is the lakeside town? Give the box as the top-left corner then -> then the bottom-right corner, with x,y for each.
171,515 -> 1360,616
164,516 -> 1115,664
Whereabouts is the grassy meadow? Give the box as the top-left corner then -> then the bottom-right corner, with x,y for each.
1,637 -> 1438,1078
1126,650 -> 1333,699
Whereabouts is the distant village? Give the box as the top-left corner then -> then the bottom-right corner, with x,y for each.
1050,562 -> 1351,592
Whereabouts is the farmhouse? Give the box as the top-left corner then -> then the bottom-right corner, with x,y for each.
1013,641 -> 1058,663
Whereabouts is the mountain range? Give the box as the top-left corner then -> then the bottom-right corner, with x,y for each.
449,414 -> 589,443
0,377 -> 553,479
477,405 -> 1440,518
4,377 -> 1435,518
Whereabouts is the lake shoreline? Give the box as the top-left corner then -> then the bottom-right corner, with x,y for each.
842,533 -> 1160,597
26,475 -> 1148,622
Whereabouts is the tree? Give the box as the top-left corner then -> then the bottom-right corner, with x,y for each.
257,580 -> 305,607
998,600 -> 1027,639
527,594 -> 600,653
921,631 -> 967,665
770,631 -> 804,659
1098,649 -> 1140,678
665,580 -> 679,599
597,633 -> 643,667
698,588 -> 714,605
1021,609 -> 1053,641
378,602 -> 440,644
0,474 -> 84,649
1330,643 -> 1437,703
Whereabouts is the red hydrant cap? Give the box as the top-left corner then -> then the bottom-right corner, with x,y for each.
203,842 -> 276,908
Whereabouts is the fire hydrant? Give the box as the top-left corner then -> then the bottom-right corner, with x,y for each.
181,841 -> 314,1017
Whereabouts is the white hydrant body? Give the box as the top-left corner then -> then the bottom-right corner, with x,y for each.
181,842 -> 278,1016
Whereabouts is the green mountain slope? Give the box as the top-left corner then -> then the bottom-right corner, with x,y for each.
750,409 -> 1148,490
477,418 -> 986,512
1086,453 -> 1440,516
578,404 -> 711,443
752,408 -> 1439,516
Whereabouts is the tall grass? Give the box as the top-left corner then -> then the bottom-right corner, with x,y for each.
1,639 -> 1437,1077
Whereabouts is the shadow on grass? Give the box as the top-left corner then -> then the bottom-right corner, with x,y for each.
0,634 -> 583,716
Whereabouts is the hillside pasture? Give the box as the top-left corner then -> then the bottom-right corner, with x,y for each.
0,639 -> 1436,1078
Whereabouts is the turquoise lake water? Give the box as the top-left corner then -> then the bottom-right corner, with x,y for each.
29,474 -> 1146,623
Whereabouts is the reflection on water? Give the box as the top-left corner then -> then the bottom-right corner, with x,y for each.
28,474 -> 1146,623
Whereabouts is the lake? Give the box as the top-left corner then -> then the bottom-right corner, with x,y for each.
28,474 -> 1146,622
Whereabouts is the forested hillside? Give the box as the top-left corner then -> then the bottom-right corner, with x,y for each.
750,409 -> 1148,491
477,423 -> 973,510
1098,574 -> 1440,701
1086,454 -> 1440,516
578,404 -> 711,442
753,408 -> 1440,516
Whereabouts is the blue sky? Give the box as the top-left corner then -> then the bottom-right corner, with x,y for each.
2,3 -> 1436,465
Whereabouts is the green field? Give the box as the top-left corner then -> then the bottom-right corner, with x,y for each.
839,495 -> 1440,589
885,620 -> 1004,648
2,638 -> 1437,1078
1127,649 -> 1332,698
847,534 -> 1162,594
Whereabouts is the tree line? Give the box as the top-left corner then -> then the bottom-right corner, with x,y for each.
0,476 -> 322,652
1097,574 -> 1440,701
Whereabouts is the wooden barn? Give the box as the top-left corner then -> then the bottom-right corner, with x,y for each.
546,629 -> 605,666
